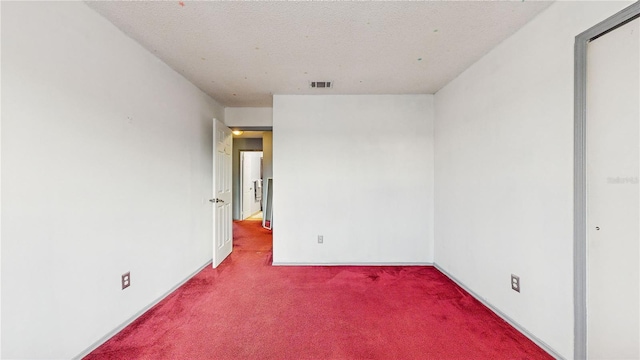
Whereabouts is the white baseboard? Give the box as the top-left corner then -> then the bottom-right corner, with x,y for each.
73,259 -> 213,359
433,264 -> 564,360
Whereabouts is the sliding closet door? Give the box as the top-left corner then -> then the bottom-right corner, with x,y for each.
586,17 -> 639,359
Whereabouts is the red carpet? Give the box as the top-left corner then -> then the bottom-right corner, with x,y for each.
85,220 -> 552,359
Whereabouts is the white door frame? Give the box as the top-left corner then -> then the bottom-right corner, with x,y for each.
574,3 -> 640,358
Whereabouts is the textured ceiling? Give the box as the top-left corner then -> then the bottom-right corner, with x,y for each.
87,1 -> 553,107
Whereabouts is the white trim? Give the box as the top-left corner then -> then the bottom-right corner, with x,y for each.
434,264 -> 564,360
73,259 -> 213,359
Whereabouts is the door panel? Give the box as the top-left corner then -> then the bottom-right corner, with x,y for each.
586,18 -> 639,359
213,119 -> 233,267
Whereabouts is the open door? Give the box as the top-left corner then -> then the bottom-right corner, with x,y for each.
212,119 -> 233,267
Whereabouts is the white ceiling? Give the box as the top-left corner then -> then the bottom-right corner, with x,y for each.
87,1 -> 553,108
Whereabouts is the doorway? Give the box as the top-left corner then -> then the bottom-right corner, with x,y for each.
231,129 -> 273,222
240,150 -> 264,220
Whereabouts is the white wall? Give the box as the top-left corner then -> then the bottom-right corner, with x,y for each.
433,1 -> 634,359
1,2 -> 224,359
0,2 -> 3,355
225,107 -> 273,127
273,95 -> 434,264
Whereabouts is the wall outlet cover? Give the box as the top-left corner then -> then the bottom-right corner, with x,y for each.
511,274 -> 520,293
122,272 -> 131,290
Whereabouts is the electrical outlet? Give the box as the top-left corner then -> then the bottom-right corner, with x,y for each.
317,235 -> 323,244
511,274 -> 520,293
122,272 -> 131,290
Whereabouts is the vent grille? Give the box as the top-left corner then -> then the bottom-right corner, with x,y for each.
310,81 -> 333,89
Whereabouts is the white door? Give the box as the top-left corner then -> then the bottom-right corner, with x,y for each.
586,18 -> 639,359
212,119 -> 233,267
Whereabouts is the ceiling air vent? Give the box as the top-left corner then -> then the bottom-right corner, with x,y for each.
310,81 -> 333,89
